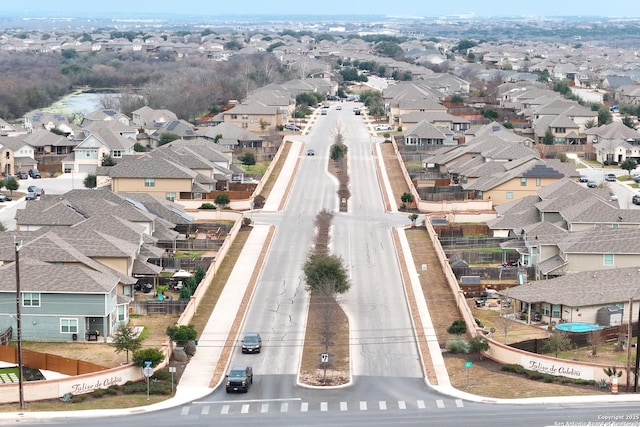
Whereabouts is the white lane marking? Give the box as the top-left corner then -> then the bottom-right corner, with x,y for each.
436,400 -> 445,408
201,406 -> 210,415
340,402 -> 348,411
241,404 -> 250,414
301,402 -> 308,412
261,403 -> 269,413
360,401 -> 368,411
456,399 -> 464,407
181,407 -> 190,415
321,402 -> 328,412
281,402 -> 288,412
379,401 -> 387,410
417,400 -> 425,409
398,401 -> 406,410
220,405 -> 229,415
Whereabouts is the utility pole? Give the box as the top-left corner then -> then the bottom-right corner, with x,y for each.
14,240 -> 25,410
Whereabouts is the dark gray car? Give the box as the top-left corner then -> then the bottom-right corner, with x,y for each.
241,332 -> 262,353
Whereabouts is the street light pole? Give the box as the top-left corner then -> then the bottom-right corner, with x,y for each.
14,240 -> 25,410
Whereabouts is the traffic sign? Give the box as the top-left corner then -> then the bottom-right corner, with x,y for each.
321,353 -> 329,363
144,360 -> 152,367
143,367 -> 154,377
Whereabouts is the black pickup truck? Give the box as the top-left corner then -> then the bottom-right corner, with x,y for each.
226,366 -> 253,393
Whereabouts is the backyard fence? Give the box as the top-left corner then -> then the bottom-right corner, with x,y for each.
0,345 -> 107,376
130,299 -> 190,316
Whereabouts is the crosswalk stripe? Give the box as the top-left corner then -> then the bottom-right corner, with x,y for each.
398,401 -> 406,410
321,402 -> 328,411
301,402 -> 308,412
241,404 -> 250,414
201,406 -> 210,415
340,402 -> 348,411
221,405 -> 229,415
181,407 -> 190,416
436,400 -> 445,409
417,400 -> 425,409
360,401 -> 367,411
281,402 -> 288,413
455,399 -> 464,408
379,401 -> 387,410
261,403 -> 269,413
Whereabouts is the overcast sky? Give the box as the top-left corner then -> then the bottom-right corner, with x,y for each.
3,1 -> 636,18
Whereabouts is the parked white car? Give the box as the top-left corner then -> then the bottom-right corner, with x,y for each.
375,124 -> 393,131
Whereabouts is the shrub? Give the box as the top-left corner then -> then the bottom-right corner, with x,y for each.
501,364 -> 525,374
152,369 -> 172,381
123,382 -> 148,394
92,386 -> 118,398
72,394 -> 88,403
132,347 -> 165,367
445,337 -> 470,354
149,381 -> 172,395
198,203 -> 216,210
167,324 -> 197,346
447,319 -> 467,335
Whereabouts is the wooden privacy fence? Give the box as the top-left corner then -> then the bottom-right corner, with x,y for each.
0,345 -> 107,376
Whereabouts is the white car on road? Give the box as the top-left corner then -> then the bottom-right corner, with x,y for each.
374,124 -> 393,131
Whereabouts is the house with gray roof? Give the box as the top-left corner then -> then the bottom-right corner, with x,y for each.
0,135 -> 36,176
615,85 -> 640,105
22,130 -> 77,159
404,120 -> 455,147
489,178 -> 640,280
221,100 -> 282,134
199,122 -> 264,150
585,121 -> 640,145
151,119 -> 200,143
24,111 -> 74,135
0,118 -> 19,136
398,111 -> 470,135
70,126 -> 136,173
501,267 -> 640,326
0,256 -> 125,342
130,106 -> 178,133
82,109 -> 131,127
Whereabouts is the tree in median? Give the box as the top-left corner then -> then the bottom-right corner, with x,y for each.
303,253 -> 351,295
110,323 -> 143,363
303,251 -> 351,384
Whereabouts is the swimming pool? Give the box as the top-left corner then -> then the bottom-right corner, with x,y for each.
556,323 -> 603,332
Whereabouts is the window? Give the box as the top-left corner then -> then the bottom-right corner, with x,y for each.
604,254 -> 614,266
118,305 -> 126,322
506,192 -> 514,199
112,150 -> 122,158
521,177 -> 527,186
242,114 -> 248,120
536,177 -> 541,186
60,318 -> 78,334
554,127 -> 566,133
144,178 -> 155,187
231,114 -> 237,119
552,305 -> 561,318
165,192 -> 176,201
542,303 -> 550,316
22,292 -> 40,307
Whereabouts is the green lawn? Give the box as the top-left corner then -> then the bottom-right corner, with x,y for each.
0,367 -> 19,383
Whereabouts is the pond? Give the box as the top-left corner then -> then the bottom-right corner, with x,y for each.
44,91 -> 121,116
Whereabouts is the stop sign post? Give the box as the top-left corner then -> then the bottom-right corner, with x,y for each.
143,362 -> 154,400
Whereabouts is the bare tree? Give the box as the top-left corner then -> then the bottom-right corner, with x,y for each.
98,93 -> 120,110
